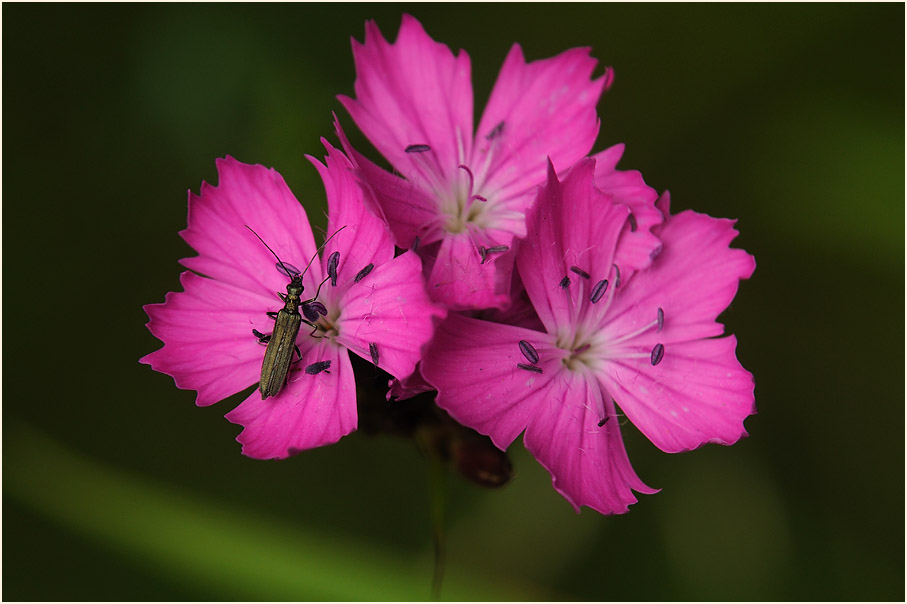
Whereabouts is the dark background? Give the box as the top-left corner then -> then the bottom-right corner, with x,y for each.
4,3 -> 903,600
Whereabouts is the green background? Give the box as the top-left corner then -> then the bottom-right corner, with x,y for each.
4,3 -> 903,600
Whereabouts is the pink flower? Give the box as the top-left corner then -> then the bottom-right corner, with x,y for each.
141,145 -> 445,459
337,15 -> 610,311
421,159 -> 756,514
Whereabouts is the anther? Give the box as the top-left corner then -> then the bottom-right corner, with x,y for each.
457,164 -> 487,203
486,121 -> 505,140
484,244 -> 508,257
559,275 -> 571,289
657,307 -> 664,332
518,340 -> 539,365
613,264 -> 621,288
354,263 -> 374,283
411,236 -> 420,252
517,363 -> 543,374
327,251 -> 340,286
650,343 -> 665,366
570,266 -> 591,280
305,360 -> 332,375
276,261 -> 301,278
369,342 -> 379,366
598,416 -> 610,427
405,144 -> 431,153
628,213 -> 637,232
590,279 -> 609,303
478,246 -> 488,264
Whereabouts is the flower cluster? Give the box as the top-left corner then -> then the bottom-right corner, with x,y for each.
142,15 -> 755,514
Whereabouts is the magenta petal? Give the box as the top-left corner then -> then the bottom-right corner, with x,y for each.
225,342 -> 356,459
608,209 -> 756,343
334,117 -> 441,248
476,45 -> 604,203
522,371 -> 658,515
423,314 -> 556,450
591,144 -> 663,278
336,251 -> 445,380
339,15 -> 473,193
518,160 -> 630,332
180,157 -> 322,296
141,271 -> 276,406
426,231 -> 512,310
601,336 -> 755,453
308,140 -> 395,293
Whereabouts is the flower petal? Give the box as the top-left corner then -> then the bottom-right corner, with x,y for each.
179,157 -> 322,297
600,336 -> 755,453
422,313 -> 557,450
334,117 -> 441,248
607,208 -> 756,343
141,271 -> 278,406
475,45 -> 604,205
517,159 -> 630,333
336,250 -> 445,381
523,371 -> 658,514
425,231 -> 513,310
592,144 -> 663,279
339,15 -> 473,195
307,139 -> 395,300
224,342 -> 356,459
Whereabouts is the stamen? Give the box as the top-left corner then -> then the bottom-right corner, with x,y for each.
305,360 -> 332,375
327,251 -> 340,286
650,343 -> 665,366
354,263 -> 374,283
369,342 -> 379,366
275,261 -> 301,278
613,264 -> 621,288
486,121 -> 505,140
590,279 -> 609,303
302,303 -> 321,322
478,246 -> 488,264
411,236 -> 420,252
405,144 -> 431,153
485,245 -> 508,255
598,416 -> 610,427
517,363 -> 543,374
574,343 -> 591,354
570,266 -> 591,280
628,213 -> 637,232
559,276 -> 571,289
657,307 -> 664,332
308,301 -> 328,316
518,340 -> 539,364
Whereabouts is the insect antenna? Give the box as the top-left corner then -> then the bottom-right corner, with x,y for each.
245,224 -> 348,282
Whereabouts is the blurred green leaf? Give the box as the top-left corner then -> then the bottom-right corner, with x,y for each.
4,424 -> 534,601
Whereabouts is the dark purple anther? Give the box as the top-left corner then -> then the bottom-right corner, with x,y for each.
309,301 -> 328,316
412,236 -> 420,251
405,144 -> 431,153
657,307 -> 664,332
276,261 -> 301,278
305,360 -> 332,375
486,121 -> 505,140
518,340 -> 539,365
613,264 -> 621,288
486,245 -> 508,254
628,213 -> 638,233
327,251 -> 340,286
650,343 -> 665,366
559,276 -> 571,289
478,246 -> 488,264
517,363 -> 543,374
302,303 -> 321,322
598,416 -> 610,427
369,342 -> 379,366
570,266 -> 591,280
590,279 -> 609,303
354,263 -> 374,283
